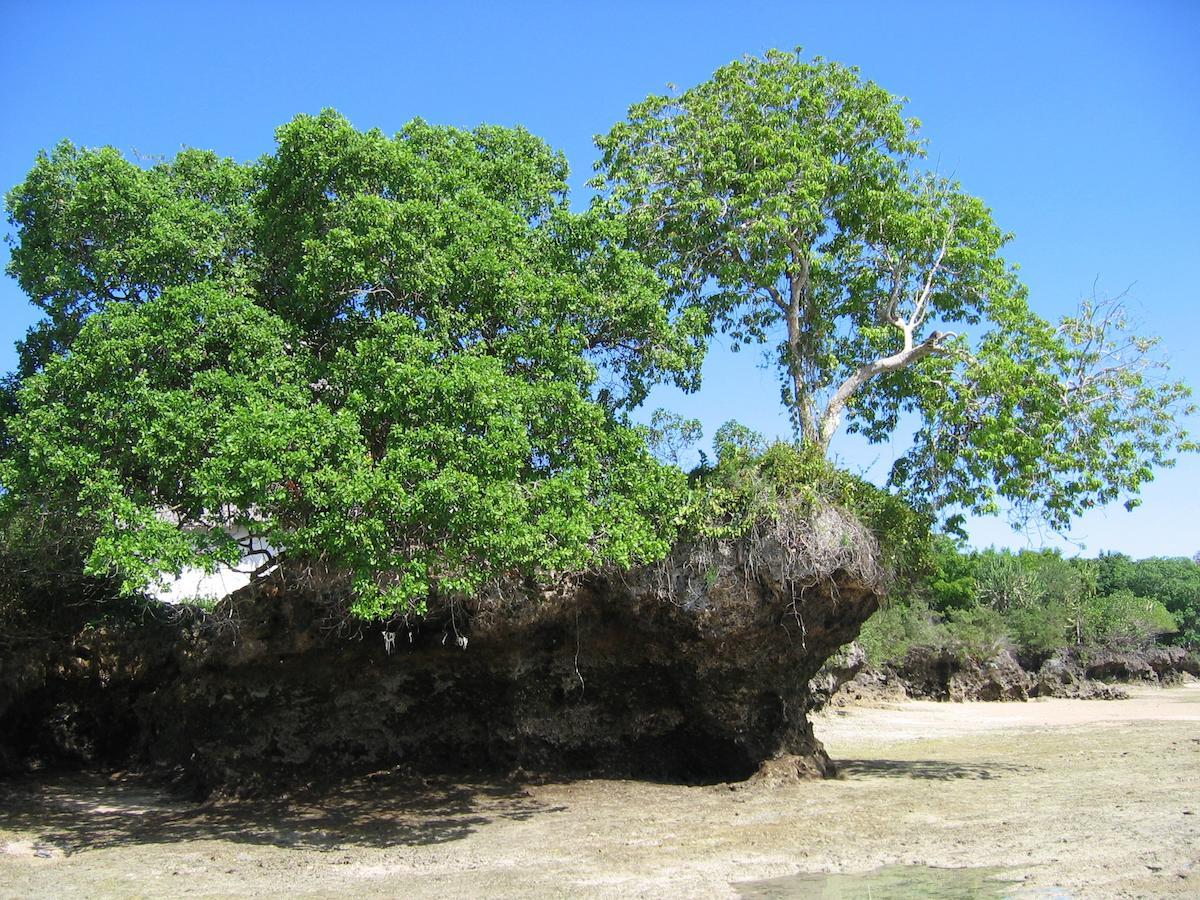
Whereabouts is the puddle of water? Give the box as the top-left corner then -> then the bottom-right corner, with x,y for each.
735,864 -> 1071,899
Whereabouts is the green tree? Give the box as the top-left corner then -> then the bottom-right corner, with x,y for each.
1,112 -> 703,618
594,49 -> 1194,530
1092,553 -> 1200,646
973,550 -> 1039,613
5,142 -> 254,375
923,535 -> 978,612
640,408 -> 703,466
1084,589 -> 1177,650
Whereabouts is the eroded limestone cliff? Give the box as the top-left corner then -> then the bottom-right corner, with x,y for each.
1,528 -> 883,795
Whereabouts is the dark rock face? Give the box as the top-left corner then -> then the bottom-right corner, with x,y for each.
1083,649 -> 1158,683
881,647 -> 960,701
878,647 -> 1033,702
807,642 -> 868,710
0,541 -> 882,795
0,622 -> 176,775
820,644 -> 1200,706
816,667 -> 907,709
1147,646 -> 1200,681
1034,654 -> 1128,700
1083,646 -> 1200,685
948,650 -> 1032,702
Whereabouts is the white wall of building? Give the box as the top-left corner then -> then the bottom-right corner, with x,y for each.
147,525 -> 276,604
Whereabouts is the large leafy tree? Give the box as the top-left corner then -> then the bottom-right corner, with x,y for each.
1,111 -> 701,617
5,142 -> 254,376
594,50 -> 1194,530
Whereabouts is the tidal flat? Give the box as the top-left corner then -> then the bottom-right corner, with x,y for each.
2,684 -> 1197,898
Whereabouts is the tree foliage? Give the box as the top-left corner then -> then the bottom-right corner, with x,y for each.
1092,552 -> 1200,646
2,55 -> 1195,623
594,49 -> 1194,531
1,112 -> 702,617
5,142 -> 254,375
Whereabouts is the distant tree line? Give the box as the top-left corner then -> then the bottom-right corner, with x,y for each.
860,538 -> 1200,664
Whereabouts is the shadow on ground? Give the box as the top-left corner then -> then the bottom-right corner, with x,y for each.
0,771 -> 566,856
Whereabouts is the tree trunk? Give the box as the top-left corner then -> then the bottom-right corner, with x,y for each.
786,257 -> 820,448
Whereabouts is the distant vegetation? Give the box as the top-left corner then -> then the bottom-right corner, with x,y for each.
860,538 -> 1200,664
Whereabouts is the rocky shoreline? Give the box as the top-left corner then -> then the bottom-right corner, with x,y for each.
812,642 -> 1200,709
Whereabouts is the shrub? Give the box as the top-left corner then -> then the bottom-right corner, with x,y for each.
1005,601 -> 1072,659
1083,589 -> 1176,649
683,427 -> 933,580
858,596 -> 944,665
944,605 -> 1008,659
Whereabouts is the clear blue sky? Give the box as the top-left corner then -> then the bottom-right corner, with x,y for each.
2,0 -> 1197,558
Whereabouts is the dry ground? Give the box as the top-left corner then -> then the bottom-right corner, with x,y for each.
2,683 -> 1197,898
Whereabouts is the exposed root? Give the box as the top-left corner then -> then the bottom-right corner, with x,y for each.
654,499 -> 885,610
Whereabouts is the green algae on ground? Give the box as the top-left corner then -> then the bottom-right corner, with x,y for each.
734,863 -> 1063,899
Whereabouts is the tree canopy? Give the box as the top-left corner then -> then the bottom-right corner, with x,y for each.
1,111 -> 701,617
1,54 -> 1195,619
594,49 -> 1194,531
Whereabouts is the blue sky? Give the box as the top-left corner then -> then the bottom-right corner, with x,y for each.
2,0 -> 1197,557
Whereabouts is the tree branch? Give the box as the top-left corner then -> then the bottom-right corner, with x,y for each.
818,329 -> 955,448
